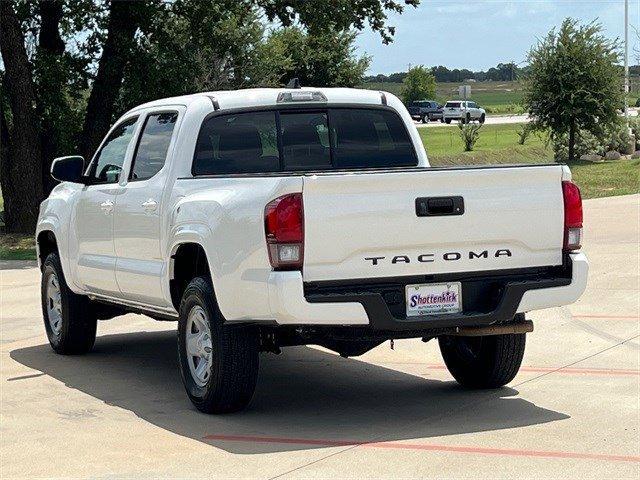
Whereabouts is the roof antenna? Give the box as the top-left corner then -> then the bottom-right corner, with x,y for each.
286,78 -> 301,89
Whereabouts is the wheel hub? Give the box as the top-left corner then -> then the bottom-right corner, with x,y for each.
185,306 -> 213,387
46,273 -> 63,335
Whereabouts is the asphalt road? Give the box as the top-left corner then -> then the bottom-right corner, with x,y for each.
1,194 -> 638,479
415,108 -> 639,127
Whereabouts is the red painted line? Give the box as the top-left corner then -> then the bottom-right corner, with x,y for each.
203,434 -> 640,463
572,314 -> 638,320
420,364 -> 640,376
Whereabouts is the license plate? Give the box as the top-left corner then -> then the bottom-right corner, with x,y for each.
405,282 -> 462,317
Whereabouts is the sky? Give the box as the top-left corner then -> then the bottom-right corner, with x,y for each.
355,0 -> 640,74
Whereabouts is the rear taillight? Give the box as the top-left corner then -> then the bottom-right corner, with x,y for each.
265,193 -> 304,270
562,181 -> 583,251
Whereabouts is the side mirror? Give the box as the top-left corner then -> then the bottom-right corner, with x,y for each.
51,156 -> 86,183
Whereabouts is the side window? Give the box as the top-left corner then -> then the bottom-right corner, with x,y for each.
193,112 -> 279,175
280,112 -> 331,170
89,117 -> 138,183
130,112 -> 178,181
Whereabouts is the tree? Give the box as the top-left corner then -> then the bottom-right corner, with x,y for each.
523,18 -> 622,162
263,27 -> 370,87
400,66 -> 436,104
0,0 -> 419,233
0,1 -> 44,232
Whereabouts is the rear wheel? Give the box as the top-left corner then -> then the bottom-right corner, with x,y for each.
177,276 -> 259,413
438,321 -> 526,388
41,253 -> 97,354
445,119 -> 451,124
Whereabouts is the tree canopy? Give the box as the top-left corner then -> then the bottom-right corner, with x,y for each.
400,65 -> 436,104
0,0 -> 417,233
523,18 -> 623,161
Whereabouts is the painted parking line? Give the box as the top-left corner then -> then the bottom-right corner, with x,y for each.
203,434 -> 640,463
418,364 -> 640,376
571,314 -> 638,320
378,363 -> 640,376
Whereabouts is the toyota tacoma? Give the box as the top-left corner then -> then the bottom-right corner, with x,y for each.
36,87 -> 588,413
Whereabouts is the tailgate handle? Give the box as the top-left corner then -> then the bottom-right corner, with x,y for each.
416,196 -> 464,217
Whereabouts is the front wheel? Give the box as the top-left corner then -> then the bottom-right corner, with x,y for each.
438,324 -> 526,388
445,119 -> 451,124
479,113 -> 486,124
41,253 -> 97,354
421,115 -> 429,124
177,276 -> 259,413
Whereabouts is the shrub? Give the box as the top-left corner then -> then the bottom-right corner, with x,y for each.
635,98 -> 640,107
550,119 -> 632,161
628,117 -> 640,150
458,122 -> 482,152
602,120 -> 632,153
517,123 -> 533,145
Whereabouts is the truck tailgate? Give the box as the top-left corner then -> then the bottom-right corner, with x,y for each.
302,165 -> 565,282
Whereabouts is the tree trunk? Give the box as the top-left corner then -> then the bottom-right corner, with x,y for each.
79,0 -> 140,161
568,118 -> 576,162
37,0 -> 65,195
0,1 -> 44,233
38,0 -> 65,55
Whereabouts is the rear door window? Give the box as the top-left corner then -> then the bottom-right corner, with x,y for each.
130,112 -> 178,181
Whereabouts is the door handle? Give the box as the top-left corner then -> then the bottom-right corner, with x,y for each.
415,196 -> 464,217
100,200 -> 114,214
142,199 -> 158,212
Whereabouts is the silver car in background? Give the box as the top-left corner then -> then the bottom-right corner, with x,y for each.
443,100 -> 486,124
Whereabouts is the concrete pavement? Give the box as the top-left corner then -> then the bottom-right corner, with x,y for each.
1,194 -> 638,479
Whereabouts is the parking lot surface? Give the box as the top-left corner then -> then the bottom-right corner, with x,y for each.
1,194 -> 638,479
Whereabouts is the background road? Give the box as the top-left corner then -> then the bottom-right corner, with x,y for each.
415,108 -> 639,127
1,194 -> 638,479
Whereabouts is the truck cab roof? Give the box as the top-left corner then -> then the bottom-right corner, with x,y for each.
125,87 -> 390,115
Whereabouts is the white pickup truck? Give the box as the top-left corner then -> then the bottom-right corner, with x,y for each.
36,87 -> 588,413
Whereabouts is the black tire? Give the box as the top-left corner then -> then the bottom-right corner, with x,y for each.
438,322 -> 526,389
41,253 -> 97,354
421,115 -> 429,124
445,119 -> 451,124
479,113 -> 486,124
177,276 -> 259,414
465,113 -> 471,124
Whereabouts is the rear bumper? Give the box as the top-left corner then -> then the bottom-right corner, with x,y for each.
267,253 -> 588,332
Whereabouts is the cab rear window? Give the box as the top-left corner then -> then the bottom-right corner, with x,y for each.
192,108 -> 417,175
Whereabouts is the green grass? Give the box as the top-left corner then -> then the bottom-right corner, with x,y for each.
419,123 -> 639,198
0,234 -> 36,261
420,123 -> 551,162
569,159 -> 640,199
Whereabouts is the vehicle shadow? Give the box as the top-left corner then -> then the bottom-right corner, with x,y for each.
10,330 -> 569,454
